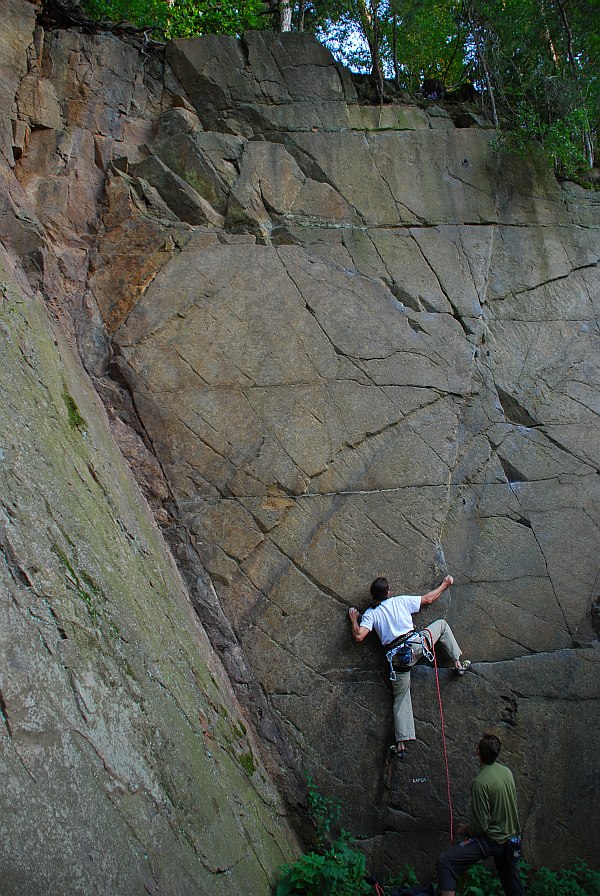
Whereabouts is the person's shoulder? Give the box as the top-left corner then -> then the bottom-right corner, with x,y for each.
482,762 -> 515,783
496,762 -> 516,780
361,605 -> 376,624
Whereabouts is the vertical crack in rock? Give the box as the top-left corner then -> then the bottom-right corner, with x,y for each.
500,693 -> 518,727
365,135 -> 425,225
0,520 -> 35,593
276,251 -> 374,388
408,230 -> 471,335
504,483 -> 574,640
0,689 -> 13,738
459,224 -> 495,309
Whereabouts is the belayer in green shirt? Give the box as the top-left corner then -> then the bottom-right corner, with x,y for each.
437,733 -> 525,896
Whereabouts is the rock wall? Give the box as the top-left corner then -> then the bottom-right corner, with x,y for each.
0,4 -> 299,895
2,0 -> 600,885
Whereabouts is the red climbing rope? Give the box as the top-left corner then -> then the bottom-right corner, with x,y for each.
425,628 -> 454,844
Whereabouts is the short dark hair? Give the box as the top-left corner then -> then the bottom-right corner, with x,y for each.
370,577 -> 390,606
478,733 -> 501,764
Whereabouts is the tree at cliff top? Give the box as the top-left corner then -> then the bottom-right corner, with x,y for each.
81,0 -> 263,37
314,0 -> 598,177
315,0 -> 467,93
461,0 -> 598,177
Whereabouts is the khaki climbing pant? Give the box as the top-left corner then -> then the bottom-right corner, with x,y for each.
391,618 -> 461,743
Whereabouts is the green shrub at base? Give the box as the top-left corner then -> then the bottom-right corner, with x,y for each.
275,832 -> 372,896
460,858 -> 600,896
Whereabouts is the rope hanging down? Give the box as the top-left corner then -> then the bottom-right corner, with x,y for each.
424,627 -> 454,844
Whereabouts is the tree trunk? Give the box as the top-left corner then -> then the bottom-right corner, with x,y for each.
280,0 -> 292,31
357,0 -> 384,103
463,0 -> 498,125
555,0 -> 594,167
371,4 -> 384,103
392,12 -> 400,87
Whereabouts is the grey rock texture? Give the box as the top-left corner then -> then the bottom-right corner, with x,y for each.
2,3 -> 600,886
0,246 -> 299,896
114,33 -> 600,877
0,6 -> 299,896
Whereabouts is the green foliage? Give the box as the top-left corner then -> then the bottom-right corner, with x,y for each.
275,780 -> 370,896
387,862 -> 420,889
458,859 -> 600,896
461,0 -> 598,177
306,775 -> 341,847
81,0 -> 264,40
62,387 -> 87,432
526,859 -> 600,896
386,0 -> 466,92
541,110 -> 594,180
275,832 -> 372,896
82,0 -> 165,32
460,862 -> 503,896
239,751 -> 255,775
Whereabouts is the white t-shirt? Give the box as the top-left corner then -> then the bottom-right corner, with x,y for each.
360,594 -> 422,645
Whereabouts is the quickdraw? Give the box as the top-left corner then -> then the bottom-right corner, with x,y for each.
386,630 -> 434,681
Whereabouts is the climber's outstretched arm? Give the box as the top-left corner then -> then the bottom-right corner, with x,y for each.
420,575 -> 454,606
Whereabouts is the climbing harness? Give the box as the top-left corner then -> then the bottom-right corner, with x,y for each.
386,630 -> 434,681
425,626 -> 455,844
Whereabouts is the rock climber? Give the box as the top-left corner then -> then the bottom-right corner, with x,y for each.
348,575 -> 469,757
436,733 -> 525,896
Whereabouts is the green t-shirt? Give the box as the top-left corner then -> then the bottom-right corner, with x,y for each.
469,761 -> 521,844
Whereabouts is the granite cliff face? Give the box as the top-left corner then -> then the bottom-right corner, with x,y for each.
0,5 -> 299,895
2,0 -> 600,889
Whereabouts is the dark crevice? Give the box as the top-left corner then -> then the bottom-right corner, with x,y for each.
281,137 -> 332,185
382,277 -> 423,313
95,360 -> 308,830
496,387 -> 538,427
448,304 -> 470,336
406,316 -> 427,334
47,602 -> 68,639
591,599 -> 600,636
0,522 -> 35,590
498,455 -> 528,483
500,694 -> 518,728
0,690 -> 13,737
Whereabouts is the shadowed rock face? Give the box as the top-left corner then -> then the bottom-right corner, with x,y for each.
3,5 -> 600,883
0,6 -> 299,896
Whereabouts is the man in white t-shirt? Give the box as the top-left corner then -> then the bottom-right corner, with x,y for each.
348,575 -> 469,757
